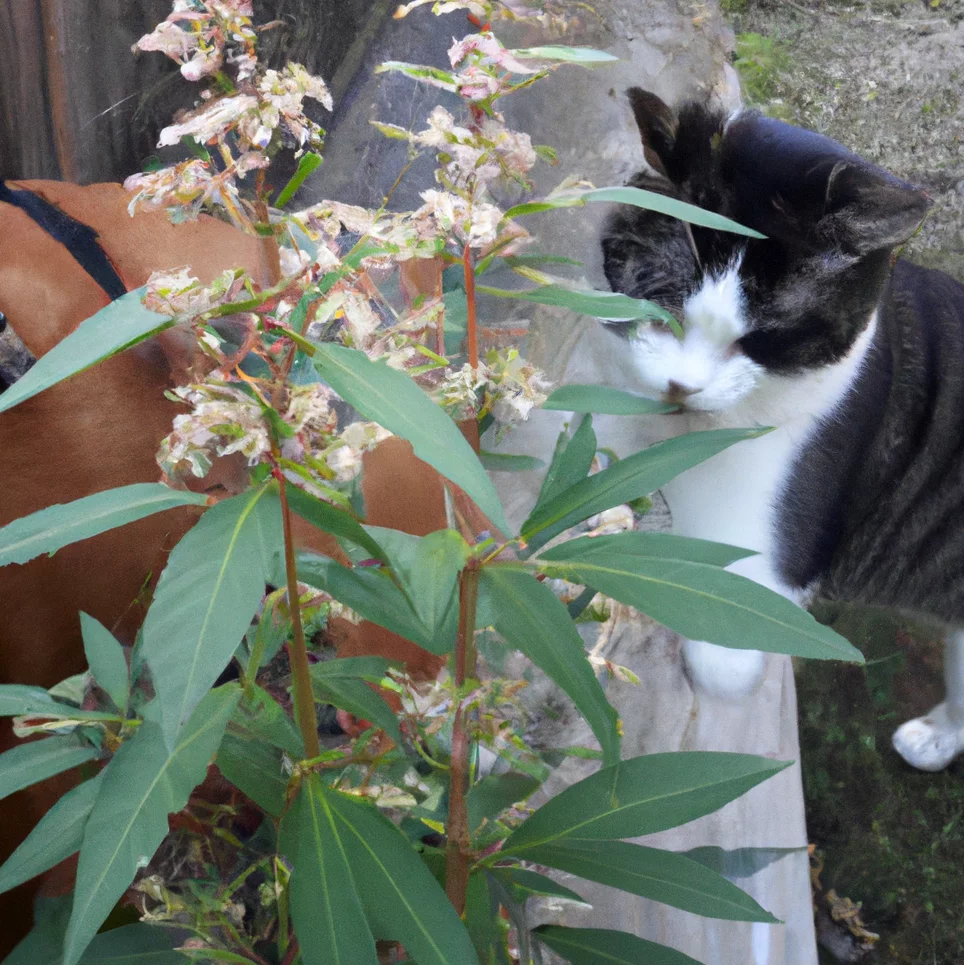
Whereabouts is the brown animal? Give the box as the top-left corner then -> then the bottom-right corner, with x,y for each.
0,180 -> 466,952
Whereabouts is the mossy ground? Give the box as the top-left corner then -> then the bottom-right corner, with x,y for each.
800,603 -> 964,962
725,0 -> 964,281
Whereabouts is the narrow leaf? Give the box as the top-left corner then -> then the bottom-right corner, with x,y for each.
510,46 -> 620,65
231,683 -> 305,757
535,926 -> 703,965
285,484 -> 385,561
62,685 -> 240,965
478,283 -> 675,326
0,686 -> 115,721
276,152 -> 323,208
0,773 -> 103,895
543,384 -> 676,415
313,342 -> 508,534
490,867 -> 588,906
477,568 -> 619,767
279,773 -> 378,965
539,531 -> 756,569
464,873 -> 510,965
216,734 -> 287,817
80,614 -> 130,711
0,484 -> 207,568
502,752 -> 791,852
522,428 -> 767,551
581,186 -> 766,239
325,788 -> 480,965
683,845 -> 804,879
0,289 -> 173,413
81,923 -> 186,965
524,839 -> 778,921
0,736 -> 99,803
467,772 -> 541,832
535,551 -> 863,663
310,656 -> 396,682
479,451 -> 546,473
141,485 -> 280,745
311,676 -> 403,745
298,555 -> 438,652
534,415 -> 596,510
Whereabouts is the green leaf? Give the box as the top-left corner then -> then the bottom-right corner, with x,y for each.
276,151 -> 323,208
232,683 -> 305,757
683,845 -> 804,879
324,789 -> 479,965
375,61 -> 459,91
464,872 -> 510,965
80,614 -> 130,711
539,531 -> 757,569
523,839 -> 778,922
8,904 -> 185,965
79,923 -> 187,965
310,676 -> 403,745
467,772 -> 541,832
477,283 -> 676,327
477,568 -> 620,767
313,344 -> 508,534
0,735 -> 99,803
581,186 -> 766,239
534,415 -> 596,510
535,926 -> 704,965
310,656 -> 397,682
62,685 -> 240,965
510,46 -> 620,65
479,451 -> 546,473
543,384 -> 676,415
0,772 -> 103,896
141,485 -> 281,746
279,773 -> 378,965
0,484 -> 208,567
535,546 -> 863,663
0,686 -> 117,722
502,752 -> 790,852
298,555 -> 439,652
490,867 -> 587,906
521,428 -> 767,552
0,289 -> 173,413
216,733 -> 287,817
285,484 -> 386,561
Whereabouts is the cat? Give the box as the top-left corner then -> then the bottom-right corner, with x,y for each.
597,87 -> 964,772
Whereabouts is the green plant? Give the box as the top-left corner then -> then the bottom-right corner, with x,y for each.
0,2 -> 864,963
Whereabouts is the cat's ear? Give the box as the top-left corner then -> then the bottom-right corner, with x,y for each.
627,88 -> 678,178
824,162 -> 931,254
723,113 -> 930,253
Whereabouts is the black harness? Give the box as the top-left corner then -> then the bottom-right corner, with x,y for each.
0,180 -> 128,392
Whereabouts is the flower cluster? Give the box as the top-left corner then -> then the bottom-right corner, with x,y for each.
129,1 -> 330,227
436,348 -> 551,431
134,0 -> 257,82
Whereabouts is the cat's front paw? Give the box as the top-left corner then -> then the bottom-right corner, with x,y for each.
682,639 -> 767,699
892,703 -> 964,772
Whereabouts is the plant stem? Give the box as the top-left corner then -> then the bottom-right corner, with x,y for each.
462,244 -> 479,372
445,557 -> 480,916
277,472 -> 322,760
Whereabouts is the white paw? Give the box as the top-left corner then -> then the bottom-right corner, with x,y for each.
682,640 -> 766,699
892,704 -> 964,772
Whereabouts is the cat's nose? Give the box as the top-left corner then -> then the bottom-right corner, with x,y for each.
665,380 -> 703,403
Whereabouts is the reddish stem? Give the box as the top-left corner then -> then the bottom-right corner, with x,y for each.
445,558 -> 480,916
462,244 -> 479,372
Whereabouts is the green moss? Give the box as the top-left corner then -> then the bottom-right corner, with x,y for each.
732,33 -> 795,119
800,602 -> 964,962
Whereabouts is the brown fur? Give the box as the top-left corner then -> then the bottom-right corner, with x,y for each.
0,181 -> 469,952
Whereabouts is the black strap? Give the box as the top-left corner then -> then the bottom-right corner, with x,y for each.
0,180 -> 127,301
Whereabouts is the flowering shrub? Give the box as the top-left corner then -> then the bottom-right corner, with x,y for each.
0,2 -> 863,963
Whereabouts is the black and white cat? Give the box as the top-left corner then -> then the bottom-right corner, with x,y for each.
598,88 -> 964,772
